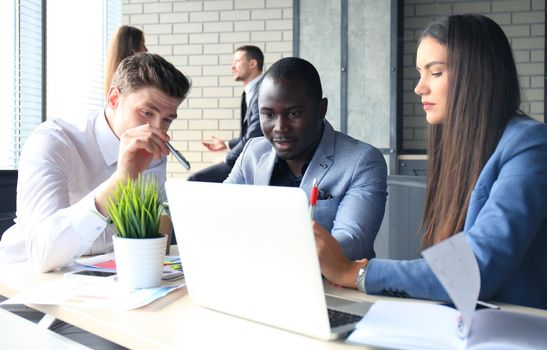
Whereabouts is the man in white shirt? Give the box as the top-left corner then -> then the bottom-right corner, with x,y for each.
0,52 -> 191,273
188,45 -> 264,182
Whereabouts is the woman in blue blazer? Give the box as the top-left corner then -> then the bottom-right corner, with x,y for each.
314,14 -> 547,309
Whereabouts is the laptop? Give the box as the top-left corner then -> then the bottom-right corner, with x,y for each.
165,180 -> 372,340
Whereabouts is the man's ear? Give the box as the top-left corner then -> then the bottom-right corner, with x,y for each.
106,86 -> 121,109
249,58 -> 258,71
319,98 -> 328,120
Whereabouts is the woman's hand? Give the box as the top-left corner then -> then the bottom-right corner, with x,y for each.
312,221 -> 368,289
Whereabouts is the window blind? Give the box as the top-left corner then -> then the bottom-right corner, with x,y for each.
0,0 -> 121,170
0,0 -> 43,170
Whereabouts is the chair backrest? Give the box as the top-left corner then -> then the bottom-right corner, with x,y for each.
0,170 -> 18,238
374,175 -> 426,260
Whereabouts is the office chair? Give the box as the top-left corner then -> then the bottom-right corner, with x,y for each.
0,170 -> 18,238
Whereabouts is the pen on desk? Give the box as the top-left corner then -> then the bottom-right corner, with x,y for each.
309,178 -> 318,219
166,142 -> 191,170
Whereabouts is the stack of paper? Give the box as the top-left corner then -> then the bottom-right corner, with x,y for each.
346,233 -> 547,350
76,253 -> 184,281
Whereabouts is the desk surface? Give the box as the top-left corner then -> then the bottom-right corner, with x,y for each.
0,259 -> 370,349
1,253 -> 546,350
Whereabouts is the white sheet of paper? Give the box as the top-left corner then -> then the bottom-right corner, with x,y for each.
346,300 -> 464,350
421,232 -> 480,338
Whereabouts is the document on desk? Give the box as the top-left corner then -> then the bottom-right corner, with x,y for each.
421,232 -> 479,337
76,253 -> 184,281
1,278 -> 184,310
346,232 -> 547,350
346,300 -> 547,350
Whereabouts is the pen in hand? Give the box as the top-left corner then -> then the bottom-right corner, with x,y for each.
166,142 -> 191,170
309,178 -> 318,219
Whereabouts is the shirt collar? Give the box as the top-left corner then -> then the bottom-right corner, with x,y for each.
95,111 -> 120,166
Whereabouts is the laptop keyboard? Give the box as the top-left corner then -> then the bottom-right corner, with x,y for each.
327,308 -> 362,328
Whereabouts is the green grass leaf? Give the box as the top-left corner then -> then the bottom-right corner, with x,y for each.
106,174 -> 162,239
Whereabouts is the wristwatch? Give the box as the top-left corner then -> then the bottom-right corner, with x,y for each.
355,263 -> 368,292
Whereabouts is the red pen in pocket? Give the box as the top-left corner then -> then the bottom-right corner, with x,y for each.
309,178 -> 318,219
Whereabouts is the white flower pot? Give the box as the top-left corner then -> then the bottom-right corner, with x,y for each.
113,234 -> 167,289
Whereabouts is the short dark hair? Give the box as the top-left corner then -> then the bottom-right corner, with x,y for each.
112,52 -> 191,101
263,57 -> 323,101
236,45 -> 264,72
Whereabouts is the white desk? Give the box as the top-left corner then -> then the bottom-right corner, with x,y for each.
0,259 -> 376,349
1,254 -> 546,350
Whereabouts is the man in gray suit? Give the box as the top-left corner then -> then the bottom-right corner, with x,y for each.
225,57 -> 387,260
189,45 -> 264,182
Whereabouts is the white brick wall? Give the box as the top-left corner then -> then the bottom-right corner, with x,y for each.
402,0 -> 545,151
123,0 -> 293,178
123,1 -> 544,162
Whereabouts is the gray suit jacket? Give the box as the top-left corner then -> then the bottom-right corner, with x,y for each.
225,120 -> 388,260
226,80 -> 263,166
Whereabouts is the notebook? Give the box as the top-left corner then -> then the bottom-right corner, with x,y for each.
165,180 -> 372,340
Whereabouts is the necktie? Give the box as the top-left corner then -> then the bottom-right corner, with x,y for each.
240,91 -> 247,121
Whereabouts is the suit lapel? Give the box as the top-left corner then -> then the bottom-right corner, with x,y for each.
242,92 -> 257,124
254,147 -> 277,185
241,79 -> 261,135
301,121 -> 335,190
251,121 -> 336,188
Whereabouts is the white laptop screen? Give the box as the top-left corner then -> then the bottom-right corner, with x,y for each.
166,180 -> 334,339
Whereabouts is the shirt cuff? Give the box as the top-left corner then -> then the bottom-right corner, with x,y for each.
69,189 -> 108,245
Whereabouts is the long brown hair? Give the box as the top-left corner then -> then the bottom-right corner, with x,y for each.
420,15 -> 521,247
104,25 -> 146,96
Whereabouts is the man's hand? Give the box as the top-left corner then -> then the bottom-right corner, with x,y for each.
95,124 -> 169,217
202,136 -> 227,152
313,221 -> 368,289
116,123 -> 170,180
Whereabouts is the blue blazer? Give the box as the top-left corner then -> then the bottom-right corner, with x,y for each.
225,120 -> 388,260
366,116 -> 547,309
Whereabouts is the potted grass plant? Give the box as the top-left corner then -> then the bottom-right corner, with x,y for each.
107,174 -> 167,289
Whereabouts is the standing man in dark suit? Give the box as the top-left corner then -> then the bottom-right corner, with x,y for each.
188,45 -> 264,182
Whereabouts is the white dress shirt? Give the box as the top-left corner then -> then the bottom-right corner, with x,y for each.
244,74 -> 262,108
0,110 -> 166,272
